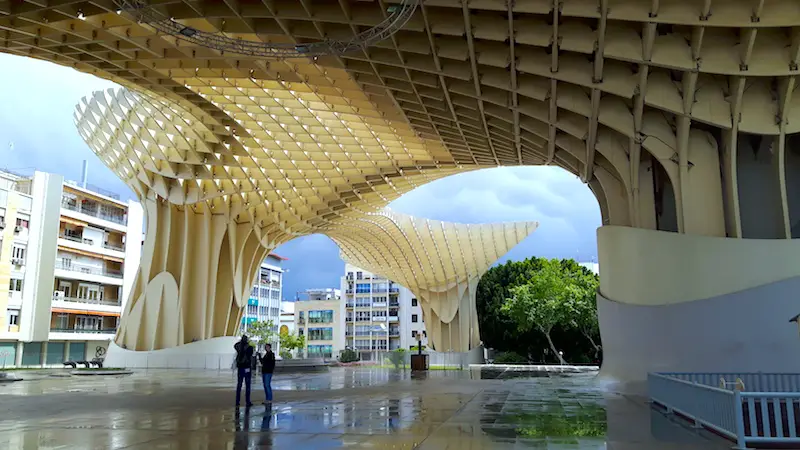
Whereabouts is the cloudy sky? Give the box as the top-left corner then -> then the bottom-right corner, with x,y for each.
0,54 -> 601,300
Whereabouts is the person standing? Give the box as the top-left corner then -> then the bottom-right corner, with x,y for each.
234,335 -> 255,407
259,343 -> 276,403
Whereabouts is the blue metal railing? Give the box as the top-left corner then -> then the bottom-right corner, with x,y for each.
650,372 -> 800,449
662,372 -> 800,392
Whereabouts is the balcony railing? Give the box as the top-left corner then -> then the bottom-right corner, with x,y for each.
103,242 -> 125,252
56,260 -> 123,278
62,203 -> 126,225
389,302 -> 400,308
49,328 -> 117,334
52,293 -> 121,307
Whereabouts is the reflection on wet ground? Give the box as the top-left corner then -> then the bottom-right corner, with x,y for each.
0,367 -> 730,449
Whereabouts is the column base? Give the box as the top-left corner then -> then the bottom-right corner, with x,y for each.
597,226 -> 800,390
105,336 -> 238,369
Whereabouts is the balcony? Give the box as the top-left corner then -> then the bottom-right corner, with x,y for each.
62,202 -> 126,225
55,260 -> 123,279
355,317 -> 371,322
389,302 -> 400,308
52,292 -> 121,307
389,287 -> 400,293
372,316 -> 387,322
372,302 -> 387,308
388,316 -> 399,322
103,242 -> 125,252
49,328 -> 117,335
346,302 -> 354,307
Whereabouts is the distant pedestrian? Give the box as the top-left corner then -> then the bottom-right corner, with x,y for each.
234,335 -> 255,408
260,343 -> 276,403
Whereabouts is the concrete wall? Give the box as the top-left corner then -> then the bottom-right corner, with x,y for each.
598,276 -> 800,388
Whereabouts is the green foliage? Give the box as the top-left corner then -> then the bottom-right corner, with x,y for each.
409,345 -> 427,352
477,257 -> 601,364
494,351 -> 528,364
339,348 -> 360,363
279,350 -> 292,359
247,320 -> 277,345
279,332 -> 305,355
386,348 -> 407,369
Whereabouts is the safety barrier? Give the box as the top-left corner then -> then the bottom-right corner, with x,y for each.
649,372 -> 800,449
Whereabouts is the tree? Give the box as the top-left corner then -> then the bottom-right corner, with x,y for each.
247,320 -> 277,346
502,259 -> 572,364
476,257 -> 545,357
570,271 -> 601,359
279,332 -> 305,357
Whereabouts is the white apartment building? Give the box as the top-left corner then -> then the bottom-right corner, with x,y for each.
243,253 -> 286,336
341,264 -> 428,361
0,168 -> 143,367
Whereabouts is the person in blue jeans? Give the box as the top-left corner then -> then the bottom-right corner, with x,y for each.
259,343 -> 276,403
234,335 -> 255,408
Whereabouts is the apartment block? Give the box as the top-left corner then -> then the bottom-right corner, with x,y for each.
0,169 -> 143,367
295,289 -> 343,358
341,264 -> 428,361
242,253 -> 286,337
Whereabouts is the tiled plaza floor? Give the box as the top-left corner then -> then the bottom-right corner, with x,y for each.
0,367 -> 731,449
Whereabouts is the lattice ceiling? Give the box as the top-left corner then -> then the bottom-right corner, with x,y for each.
4,0 -> 800,231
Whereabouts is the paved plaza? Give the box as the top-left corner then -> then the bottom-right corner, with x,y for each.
0,367 -> 730,449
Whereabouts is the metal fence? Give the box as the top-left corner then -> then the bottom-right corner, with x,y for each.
663,372 -> 800,392
649,372 -> 800,449
352,351 -> 469,369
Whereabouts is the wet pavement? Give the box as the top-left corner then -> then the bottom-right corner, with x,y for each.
0,367 -> 731,449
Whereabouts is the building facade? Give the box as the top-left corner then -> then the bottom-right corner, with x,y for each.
243,253 -> 286,336
341,264 -> 428,361
0,169 -> 143,367
295,290 -> 343,359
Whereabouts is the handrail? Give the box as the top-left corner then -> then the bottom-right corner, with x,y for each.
116,0 -> 420,59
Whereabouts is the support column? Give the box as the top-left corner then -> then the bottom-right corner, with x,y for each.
116,196 -> 270,351
14,342 -> 22,366
597,226 -> 800,390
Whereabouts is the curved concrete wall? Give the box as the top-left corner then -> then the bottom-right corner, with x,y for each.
598,276 -> 800,387
599,226 -> 800,306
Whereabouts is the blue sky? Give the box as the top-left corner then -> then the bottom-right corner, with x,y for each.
0,54 -> 601,300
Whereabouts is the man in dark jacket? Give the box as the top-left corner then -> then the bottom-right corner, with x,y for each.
259,343 -> 276,403
234,335 -> 255,407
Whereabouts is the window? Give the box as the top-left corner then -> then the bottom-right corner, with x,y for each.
412,314 -> 418,323
308,327 -> 333,340
55,314 -> 68,329
307,345 -> 333,357
412,298 -> 418,307
11,245 -> 25,264
9,279 -> 22,292
298,328 -> 304,336
355,283 -> 370,293
308,310 -> 334,323
298,311 -> 305,323
270,290 -> 279,299
8,310 -> 19,326
15,218 -> 29,229
75,316 -> 102,331
259,306 -> 267,316
356,271 -> 363,280
411,331 -> 415,338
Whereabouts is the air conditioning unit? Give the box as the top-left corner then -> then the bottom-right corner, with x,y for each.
14,226 -> 21,233
53,291 -> 65,301
11,257 -> 24,266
